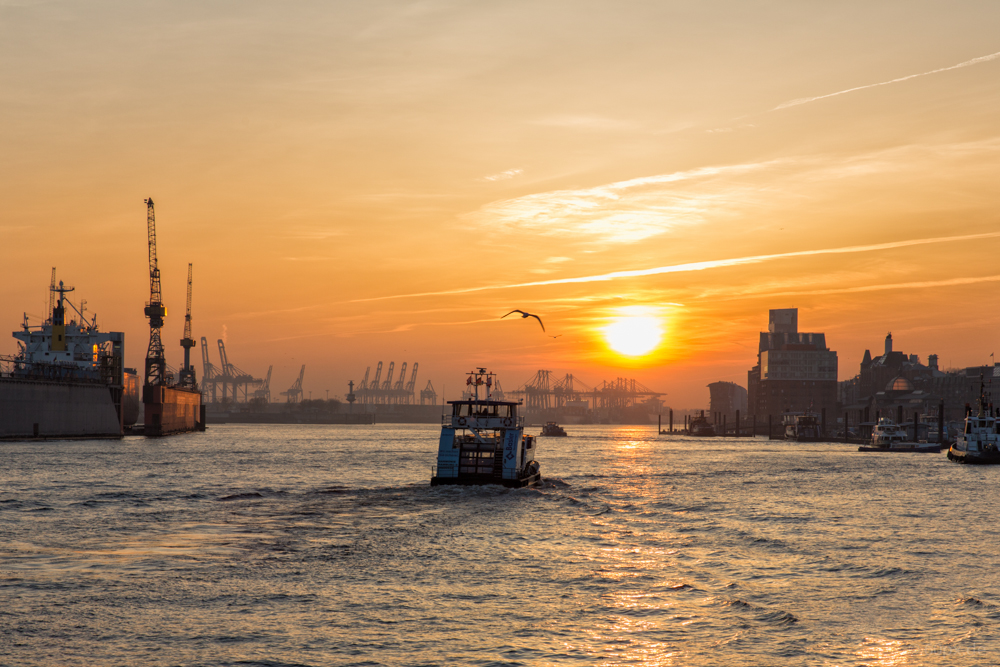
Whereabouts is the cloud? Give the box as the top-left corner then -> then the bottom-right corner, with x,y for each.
774,50 -> 1000,110
482,168 -> 523,182
351,231 -> 1000,303
464,160 -> 785,245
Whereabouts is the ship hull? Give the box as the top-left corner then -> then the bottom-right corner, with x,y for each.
0,378 -> 123,440
143,385 -> 204,436
431,472 -> 541,488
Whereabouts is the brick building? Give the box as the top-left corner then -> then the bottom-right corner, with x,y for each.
747,308 -> 838,427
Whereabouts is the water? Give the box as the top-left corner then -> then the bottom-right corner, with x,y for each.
2,424 -> 999,666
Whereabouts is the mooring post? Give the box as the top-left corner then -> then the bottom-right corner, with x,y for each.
669,409 -> 673,433
821,407 -> 826,440
658,413 -> 661,433
938,401 -> 944,445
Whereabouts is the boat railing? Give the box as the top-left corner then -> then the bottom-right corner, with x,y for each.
441,414 -> 524,429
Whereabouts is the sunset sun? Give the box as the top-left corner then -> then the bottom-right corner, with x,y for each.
603,314 -> 663,356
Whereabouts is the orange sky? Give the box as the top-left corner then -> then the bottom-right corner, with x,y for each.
2,2 -> 1000,408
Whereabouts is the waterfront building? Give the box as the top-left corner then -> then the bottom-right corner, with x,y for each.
747,308 -> 838,429
708,381 -> 748,425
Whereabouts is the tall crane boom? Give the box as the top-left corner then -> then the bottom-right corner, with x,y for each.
178,263 -> 196,388
143,198 -> 168,387
47,267 -> 56,322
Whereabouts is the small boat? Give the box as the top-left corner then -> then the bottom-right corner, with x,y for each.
540,422 -> 567,437
783,413 -> 822,441
858,418 -> 942,452
431,368 -> 541,487
688,411 -> 716,437
948,388 -> 1000,464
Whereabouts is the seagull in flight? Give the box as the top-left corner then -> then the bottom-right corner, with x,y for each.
502,309 -> 545,332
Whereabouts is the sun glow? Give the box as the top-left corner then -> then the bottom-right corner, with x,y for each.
603,311 -> 664,356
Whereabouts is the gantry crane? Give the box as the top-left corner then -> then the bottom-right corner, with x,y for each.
200,336 -> 220,403
178,263 -> 196,388
253,365 -> 273,403
143,198 -> 168,388
281,365 -> 305,403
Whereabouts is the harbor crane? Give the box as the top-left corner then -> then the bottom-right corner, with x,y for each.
143,198 -> 168,388
281,365 -> 305,403
200,337 -> 220,403
178,264 -> 196,389
47,267 -> 56,321
253,365 -> 273,403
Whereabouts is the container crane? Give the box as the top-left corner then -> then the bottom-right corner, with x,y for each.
253,365 -> 273,403
143,198 -> 168,388
281,365 -> 305,403
178,263 -> 196,388
200,337 -> 219,403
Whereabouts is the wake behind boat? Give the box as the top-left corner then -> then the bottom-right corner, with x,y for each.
431,368 -> 541,488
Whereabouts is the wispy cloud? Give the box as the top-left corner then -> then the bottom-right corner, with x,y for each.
482,168 -> 523,182
465,160 -> 785,245
720,275 -> 1000,301
351,231 -> 1000,303
775,50 -> 1000,110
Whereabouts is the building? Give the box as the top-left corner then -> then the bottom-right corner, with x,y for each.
842,331 -> 995,423
708,381 -> 748,424
747,308 -> 838,428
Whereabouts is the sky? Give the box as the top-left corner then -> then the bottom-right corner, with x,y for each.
2,1 -> 1000,408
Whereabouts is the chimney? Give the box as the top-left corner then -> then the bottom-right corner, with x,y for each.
884,332 -> 892,356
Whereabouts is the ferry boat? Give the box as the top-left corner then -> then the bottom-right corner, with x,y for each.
948,389 -> 1000,464
541,422 -> 567,437
431,368 -> 541,488
783,413 -> 821,441
858,417 -> 942,453
688,411 -> 716,437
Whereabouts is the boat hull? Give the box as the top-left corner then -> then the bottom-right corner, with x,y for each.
431,472 -> 542,488
947,446 -> 1000,464
859,444 -> 943,453
0,377 -> 123,440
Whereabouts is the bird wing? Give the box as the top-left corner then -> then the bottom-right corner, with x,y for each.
502,309 -> 526,319
529,314 -> 546,332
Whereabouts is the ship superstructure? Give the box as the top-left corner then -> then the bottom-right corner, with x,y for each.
431,368 -> 541,488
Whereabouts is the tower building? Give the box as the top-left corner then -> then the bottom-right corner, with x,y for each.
747,308 -> 838,428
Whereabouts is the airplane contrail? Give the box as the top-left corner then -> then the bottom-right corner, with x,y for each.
775,50 -> 1000,110
351,230 -> 1000,303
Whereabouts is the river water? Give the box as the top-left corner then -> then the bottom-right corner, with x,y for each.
1,424 -> 999,666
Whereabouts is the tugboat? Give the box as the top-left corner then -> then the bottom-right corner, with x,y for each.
948,384 -> 1000,464
431,368 -> 541,487
858,417 -> 942,453
688,410 -> 716,437
541,422 -> 567,437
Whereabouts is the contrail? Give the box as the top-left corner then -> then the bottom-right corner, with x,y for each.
716,275 -> 1000,301
775,50 -> 1000,110
351,230 -> 1000,303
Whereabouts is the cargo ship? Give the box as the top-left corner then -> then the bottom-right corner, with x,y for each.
0,278 -> 138,439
